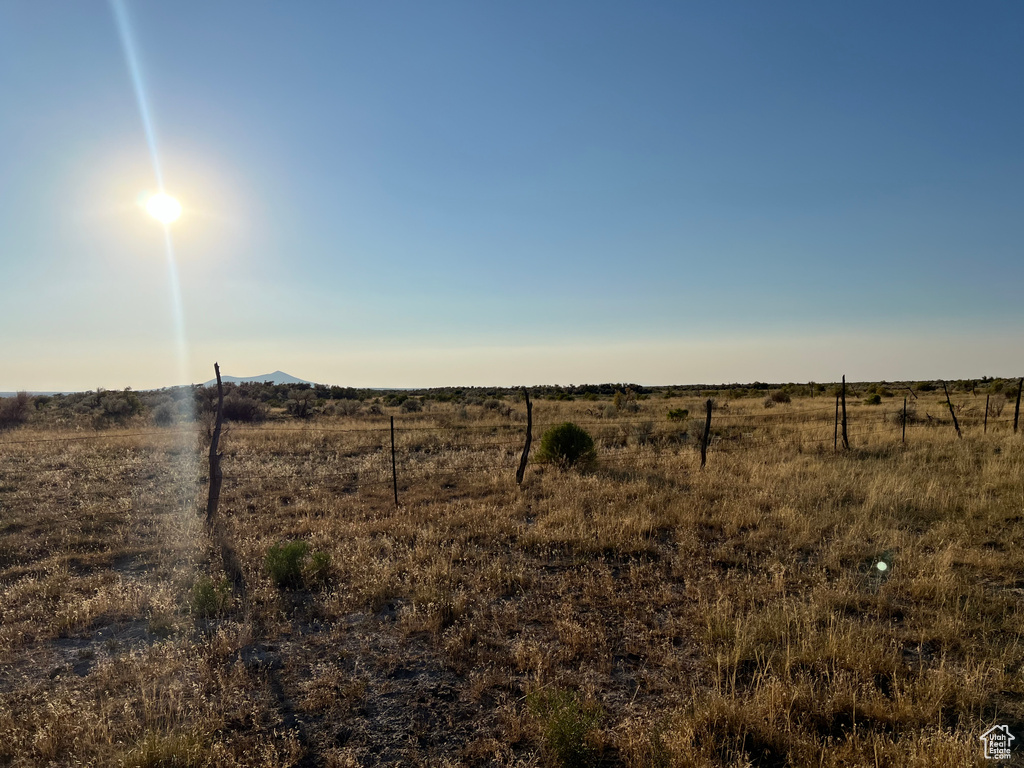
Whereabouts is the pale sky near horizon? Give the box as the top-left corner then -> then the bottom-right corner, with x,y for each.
2,2 -> 1022,391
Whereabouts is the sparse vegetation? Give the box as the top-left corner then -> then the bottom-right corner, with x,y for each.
1,387 -> 1022,765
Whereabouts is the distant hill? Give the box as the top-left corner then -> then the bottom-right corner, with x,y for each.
201,371 -> 313,387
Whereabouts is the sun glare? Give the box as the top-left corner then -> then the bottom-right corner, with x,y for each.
145,193 -> 182,224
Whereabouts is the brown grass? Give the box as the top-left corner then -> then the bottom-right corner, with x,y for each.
0,393 -> 1021,766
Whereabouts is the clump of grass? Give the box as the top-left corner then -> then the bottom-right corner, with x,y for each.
527,688 -> 603,768
535,422 -> 596,469
265,540 -> 310,589
305,550 -> 333,589
189,575 -> 231,618
265,541 -> 332,590
667,408 -> 689,421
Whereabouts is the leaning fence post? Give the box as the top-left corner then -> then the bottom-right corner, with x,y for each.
515,388 -> 533,486
902,397 -> 907,444
984,394 -> 990,434
700,398 -> 712,469
205,362 -> 225,523
1015,378 -> 1023,434
390,416 -> 399,507
942,381 -> 962,439
841,375 -> 849,450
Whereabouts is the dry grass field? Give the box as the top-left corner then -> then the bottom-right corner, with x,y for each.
1,389 -> 1023,767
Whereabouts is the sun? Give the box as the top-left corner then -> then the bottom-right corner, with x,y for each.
145,193 -> 182,224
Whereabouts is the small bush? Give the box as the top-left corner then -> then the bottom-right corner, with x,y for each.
535,423 -> 596,469
864,393 -> 882,405
151,402 -> 177,427
769,390 -> 791,404
0,392 -> 31,430
223,392 -> 265,422
667,408 -> 689,421
265,540 -> 310,590
633,421 -> 654,446
190,576 -> 231,618
527,688 -> 603,768
332,399 -> 361,417
401,397 -> 422,413
286,390 -> 316,419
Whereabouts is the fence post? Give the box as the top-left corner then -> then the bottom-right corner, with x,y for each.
984,394 -> 990,434
834,394 -> 839,451
902,397 -> 907,444
841,375 -> 849,450
700,398 -> 712,469
942,381 -> 962,439
1015,378 -> 1023,434
205,362 -> 225,523
390,416 -> 399,507
515,388 -> 533,486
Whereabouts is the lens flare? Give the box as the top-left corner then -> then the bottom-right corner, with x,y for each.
146,193 -> 182,224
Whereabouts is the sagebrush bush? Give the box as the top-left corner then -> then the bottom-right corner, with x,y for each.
535,422 -> 596,469
667,408 -> 689,421
769,390 -> 791,404
265,540 -> 309,589
401,397 -> 422,413
864,393 -> 882,405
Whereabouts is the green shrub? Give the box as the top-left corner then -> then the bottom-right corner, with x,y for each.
527,688 -> 603,768
864,393 -> 882,405
265,540 -> 310,589
190,575 -> 231,618
535,422 -> 596,469
768,390 -> 791,404
401,397 -> 422,413
667,408 -> 689,421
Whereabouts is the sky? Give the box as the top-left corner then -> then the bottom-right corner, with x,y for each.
2,1 -> 1022,390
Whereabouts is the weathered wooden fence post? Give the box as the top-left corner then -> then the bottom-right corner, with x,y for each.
841,375 -> 849,450
700,398 -> 712,469
984,394 -> 990,434
205,362 -> 225,523
1015,378 -> 1023,434
390,416 -> 399,507
515,388 -> 533,486
902,397 -> 907,444
834,394 -> 839,451
942,381 -> 962,439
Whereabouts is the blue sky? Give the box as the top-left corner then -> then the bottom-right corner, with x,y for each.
2,1 -> 1022,389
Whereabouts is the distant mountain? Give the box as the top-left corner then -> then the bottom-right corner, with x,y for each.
201,371 -> 313,387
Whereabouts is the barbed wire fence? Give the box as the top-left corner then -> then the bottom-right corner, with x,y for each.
2,379 -> 1022,511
